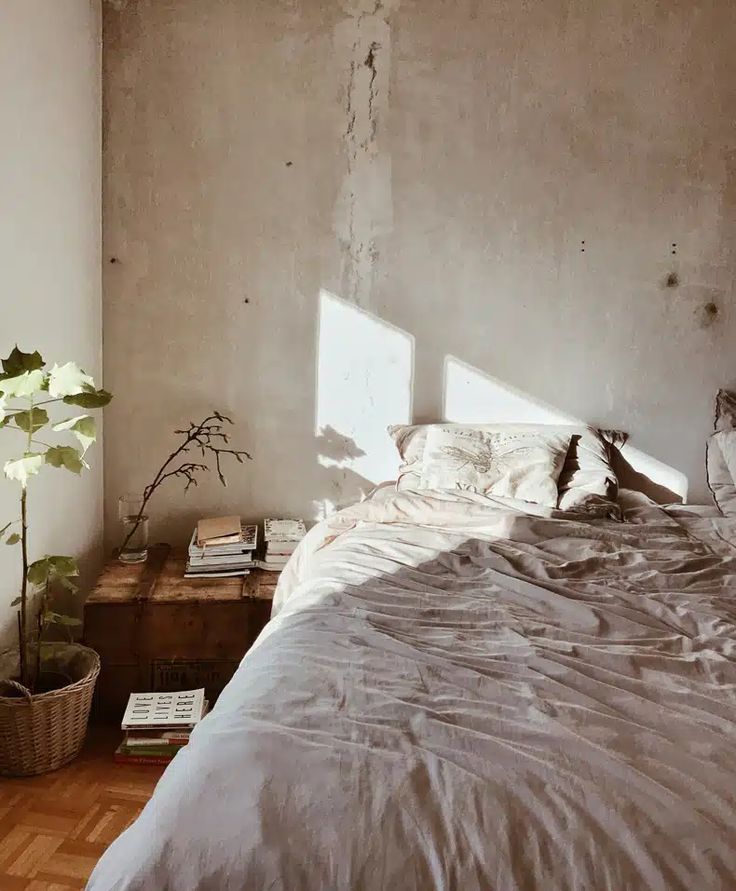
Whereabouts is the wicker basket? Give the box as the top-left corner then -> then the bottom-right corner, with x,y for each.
0,644 -> 100,777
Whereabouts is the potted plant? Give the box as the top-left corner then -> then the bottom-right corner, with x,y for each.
0,346 -> 111,776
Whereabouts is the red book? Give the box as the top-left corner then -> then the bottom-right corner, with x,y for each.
114,746 -> 173,766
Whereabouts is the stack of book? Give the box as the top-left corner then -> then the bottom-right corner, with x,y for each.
185,515 -> 258,578
115,689 -> 208,765
257,518 -> 306,572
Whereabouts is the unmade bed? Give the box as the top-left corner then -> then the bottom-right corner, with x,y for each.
87,487 -> 736,891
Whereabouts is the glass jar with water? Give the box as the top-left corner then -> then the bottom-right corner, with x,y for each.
118,493 -> 149,563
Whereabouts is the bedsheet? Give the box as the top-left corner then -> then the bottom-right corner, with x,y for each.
87,488 -> 736,891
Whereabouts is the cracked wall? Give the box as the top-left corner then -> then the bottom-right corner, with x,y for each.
334,0 -> 398,306
103,0 -> 736,533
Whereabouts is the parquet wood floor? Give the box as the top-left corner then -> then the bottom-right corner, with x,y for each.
0,728 -> 163,890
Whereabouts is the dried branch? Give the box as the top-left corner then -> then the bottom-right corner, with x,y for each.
120,413 -> 251,554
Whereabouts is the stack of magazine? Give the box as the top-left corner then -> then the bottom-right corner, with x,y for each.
185,515 -> 258,578
256,518 -> 306,572
115,689 -> 209,765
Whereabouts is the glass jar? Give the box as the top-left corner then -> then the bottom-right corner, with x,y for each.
118,493 -> 149,564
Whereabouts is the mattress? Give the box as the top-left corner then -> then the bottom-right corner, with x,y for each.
87,488 -> 736,891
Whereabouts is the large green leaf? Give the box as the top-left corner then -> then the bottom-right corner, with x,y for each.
3,453 -> 44,486
0,369 -> 45,398
6,533 -> 20,545
1,347 -> 44,378
28,558 -> 51,586
44,446 -> 84,474
47,555 -> 79,578
63,385 -> 112,409
52,415 -> 96,454
28,555 -> 79,588
48,362 -> 94,398
12,408 -> 49,434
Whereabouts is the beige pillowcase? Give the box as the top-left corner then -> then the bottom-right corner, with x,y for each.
388,423 -> 624,515
714,389 -> 736,432
556,429 -> 627,516
418,425 -> 571,506
707,431 -> 736,517
706,390 -> 736,516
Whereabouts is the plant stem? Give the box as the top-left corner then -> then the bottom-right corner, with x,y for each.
34,581 -> 45,691
119,431 -> 195,553
19,486 -> 28,688
3,428 -> 52,447
31,398 -> 63,408
118,414 -> 250,555
19,399 -> 33,690
119,419 -> 211,553
16,611 -> 23,687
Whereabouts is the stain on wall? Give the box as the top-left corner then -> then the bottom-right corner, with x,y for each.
698,297 -> 721,329
103,0 -> 736,537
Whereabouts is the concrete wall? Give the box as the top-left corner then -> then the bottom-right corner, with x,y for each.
0,1 -> 103,673
103,0 -> 736,542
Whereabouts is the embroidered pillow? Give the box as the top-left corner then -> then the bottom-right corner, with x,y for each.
417,426 -> 572,506
388,423 -> 625,514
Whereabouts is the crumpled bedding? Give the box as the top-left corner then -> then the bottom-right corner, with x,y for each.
87,488 -> 736,891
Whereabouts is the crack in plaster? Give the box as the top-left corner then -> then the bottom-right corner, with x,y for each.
334,2 -> 397,307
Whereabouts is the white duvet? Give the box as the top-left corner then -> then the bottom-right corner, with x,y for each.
88,488 -> 736,891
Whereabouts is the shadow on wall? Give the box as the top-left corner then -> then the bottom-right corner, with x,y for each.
442,356 -> 687,503
311,425 -> 375,520
313,289 -> 687,512
313,290 -> 414,516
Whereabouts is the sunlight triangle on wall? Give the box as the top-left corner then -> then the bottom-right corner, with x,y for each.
443,355 -> 687,501
315,290 -> 414,512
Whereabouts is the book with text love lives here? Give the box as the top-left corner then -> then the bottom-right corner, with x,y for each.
121,689 -> 206,730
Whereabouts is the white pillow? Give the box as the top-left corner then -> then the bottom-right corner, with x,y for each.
714,389 -> 736,432
707,431 -> 736,517
706,390 -> 736,516
418,425 -> 572,507
388,422 -> 624,514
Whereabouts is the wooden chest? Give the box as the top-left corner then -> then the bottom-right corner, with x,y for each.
83,545 -> 277,723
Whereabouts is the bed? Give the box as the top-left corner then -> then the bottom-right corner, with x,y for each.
86,483 -> 736,891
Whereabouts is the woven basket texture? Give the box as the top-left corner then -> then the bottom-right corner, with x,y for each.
0,644 -> 100,777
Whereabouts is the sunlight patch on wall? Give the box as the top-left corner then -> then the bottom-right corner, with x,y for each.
443,356 -> 578,425
315,290 -> 413,514
443,356 -> 688,501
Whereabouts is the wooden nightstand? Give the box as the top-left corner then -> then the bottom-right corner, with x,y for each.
83,545 -> 277,723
